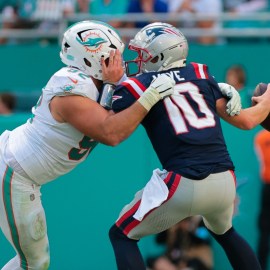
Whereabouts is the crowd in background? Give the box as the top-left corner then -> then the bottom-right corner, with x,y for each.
0,0 -> 269,45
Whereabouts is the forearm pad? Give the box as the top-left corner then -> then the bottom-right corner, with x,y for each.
99,84 -> 116,110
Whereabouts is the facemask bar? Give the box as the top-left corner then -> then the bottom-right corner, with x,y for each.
125,44 -> 153,77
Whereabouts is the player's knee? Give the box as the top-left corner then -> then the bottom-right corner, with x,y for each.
203,217 -> 232,235
38,257 -> 50,270
109,224 -> 127,242
24,256 -> 50,270
42,258 -> 50,270
29,209 -> 47,241
207,226 -> 234,241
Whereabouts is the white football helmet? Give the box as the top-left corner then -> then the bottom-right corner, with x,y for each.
126,22 -> 188,76
60,20 -> 125,80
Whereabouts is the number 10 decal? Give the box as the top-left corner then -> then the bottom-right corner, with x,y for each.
164,82 -> 215,134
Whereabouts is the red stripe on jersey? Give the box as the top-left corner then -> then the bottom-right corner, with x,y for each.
129,78 -> 147,91
121,77 -> 147,99
121,81 -> 140,99
203,64 -> 209,79
191,63 -> 201,79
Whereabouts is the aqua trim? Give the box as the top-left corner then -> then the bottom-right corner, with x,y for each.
3,167 -> 28,269
67,54 -> 74,61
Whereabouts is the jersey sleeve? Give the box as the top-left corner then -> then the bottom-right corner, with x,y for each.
209,76 -> 224,101
201,64 -> 224,101
190,62 -> 223,100
112,77 -> 148,112
112,85 -> 136,112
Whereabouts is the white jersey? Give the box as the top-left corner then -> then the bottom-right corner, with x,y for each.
1,67 -> 100,185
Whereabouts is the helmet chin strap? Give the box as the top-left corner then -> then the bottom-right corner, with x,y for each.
158,59 -> 186,71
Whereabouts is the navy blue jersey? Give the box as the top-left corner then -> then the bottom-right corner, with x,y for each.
112,62 -> 235,180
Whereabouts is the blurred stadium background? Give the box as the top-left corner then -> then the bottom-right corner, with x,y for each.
1,0 -> 270,269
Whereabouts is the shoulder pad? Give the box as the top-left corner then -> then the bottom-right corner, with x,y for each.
47,67 -> 99,101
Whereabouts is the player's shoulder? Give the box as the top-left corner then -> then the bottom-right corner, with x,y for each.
52,67 -> 92,85
46,67 -> 98,100
128,72 -> 155,86
117,72 -> 157,99
186,62 -> 211,80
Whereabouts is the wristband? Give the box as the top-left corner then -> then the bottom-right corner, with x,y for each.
138,86 -> 160,111
99,84 -> 116,110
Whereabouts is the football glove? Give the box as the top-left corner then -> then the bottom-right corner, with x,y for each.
138,74 -> 175,111
218,83 -> 242,116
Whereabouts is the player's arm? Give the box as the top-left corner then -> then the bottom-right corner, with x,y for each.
217,84 -> 270,129
50,74 -> 175,146
51,95 -> 146,145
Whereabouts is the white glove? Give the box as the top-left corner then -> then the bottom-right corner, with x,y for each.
218,82 -> 242,116
138,74 -> 175,111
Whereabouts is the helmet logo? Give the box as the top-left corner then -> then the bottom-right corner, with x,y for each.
146,27 -> 181,40
76,32 -> 107,53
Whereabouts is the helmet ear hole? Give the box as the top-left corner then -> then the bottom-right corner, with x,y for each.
64,42 -> 70,48
84,58 -> 91,67
150,56 -> 159,64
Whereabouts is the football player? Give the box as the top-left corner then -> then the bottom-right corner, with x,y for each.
0,20 -> 175,270
109,22 -> 270,270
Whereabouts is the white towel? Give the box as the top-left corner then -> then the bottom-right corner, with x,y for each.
133,169 -> 169,221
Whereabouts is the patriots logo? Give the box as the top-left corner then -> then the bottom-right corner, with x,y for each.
112,95 -> 122,103
146,27 -> 181,39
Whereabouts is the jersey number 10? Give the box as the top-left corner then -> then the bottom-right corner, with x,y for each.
164,82 -> 216,134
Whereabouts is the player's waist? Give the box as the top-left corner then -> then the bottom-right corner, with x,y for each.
165,164 -> 235,180
7,135 -> 82,185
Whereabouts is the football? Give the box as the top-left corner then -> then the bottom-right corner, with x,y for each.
252,83 -> 270,131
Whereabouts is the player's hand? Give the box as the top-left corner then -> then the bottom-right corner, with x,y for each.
218,82 -> 242,116
150,74 -> 176,99
252,83 -> 270,106
138,74 -> 175,111
102,49 -> 124,85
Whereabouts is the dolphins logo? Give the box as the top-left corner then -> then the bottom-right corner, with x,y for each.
77,33 -> 107,53
76,37 -> 107,48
